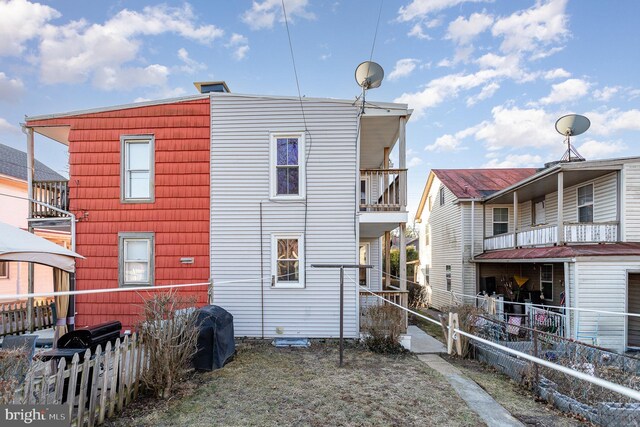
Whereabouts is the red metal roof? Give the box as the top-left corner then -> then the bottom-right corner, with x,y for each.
433,168 -> 538,199
476,243 -> 640,260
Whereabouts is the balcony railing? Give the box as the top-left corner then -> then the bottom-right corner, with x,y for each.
360,169 -> 407,212
31,180 -> 69,218
483,222 -> 620,251
359,290 -> 408,333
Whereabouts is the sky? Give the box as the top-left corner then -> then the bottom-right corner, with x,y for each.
0,0 -> 639,219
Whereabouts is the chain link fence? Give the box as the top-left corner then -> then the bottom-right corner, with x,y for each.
471,314 -> 640,426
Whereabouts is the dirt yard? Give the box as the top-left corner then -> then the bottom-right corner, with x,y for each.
109,340 -> 484,427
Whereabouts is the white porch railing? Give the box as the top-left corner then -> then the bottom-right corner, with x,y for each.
483,233 -> 515,251
516,224 -> 558,247
564,222 -> 618,243
483,222 -> 619,251
360,169 -> 407,212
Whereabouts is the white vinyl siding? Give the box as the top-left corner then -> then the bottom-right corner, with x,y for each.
210,94 -> 359,338
461,202 -> 482,300
624,164 -> 640,241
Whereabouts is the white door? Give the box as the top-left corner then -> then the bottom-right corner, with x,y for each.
359,243 -> 370,287
534,200 -> 546,225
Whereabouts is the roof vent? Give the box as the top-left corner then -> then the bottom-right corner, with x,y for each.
193,81 -> 230,94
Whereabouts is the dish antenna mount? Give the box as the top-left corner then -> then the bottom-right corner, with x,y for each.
555,114 -> 590,162
355,61 -> 384,114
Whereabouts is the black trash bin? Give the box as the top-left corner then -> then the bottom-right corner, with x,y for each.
193,305 -> 235,371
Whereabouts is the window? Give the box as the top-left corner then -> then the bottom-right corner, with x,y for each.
121,135 -> 154,202
359,243 -> 369,287
533,197 -> 546,225
360,177 -> 370,211
493,208 -> 509,235
577,184 -> 594,223
0,261 -> 8,279
272,234 -> 304,288
119,232 -> 154,287
445,265 -> 451,291
439,187 -> 445,206
423,265 -> 430,285
270,133 -> 306,199
541,264 -> 553,301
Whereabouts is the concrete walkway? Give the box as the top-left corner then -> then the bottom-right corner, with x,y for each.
408,326 -> 524,427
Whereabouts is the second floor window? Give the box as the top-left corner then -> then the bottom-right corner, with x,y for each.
439,187 -> 445,206
121,135 -> 154,202
270,133 -> 305,199
578,184 -> 594,223
493,208 -> 509,235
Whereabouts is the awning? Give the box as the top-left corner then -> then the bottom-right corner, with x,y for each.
0,222 -> 83,272
474,242 -> 640,262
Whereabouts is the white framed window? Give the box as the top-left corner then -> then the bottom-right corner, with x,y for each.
121,135 -> 154,203
493,208 -> 509,235
359,176 -> 370,211
119,232 -> 154,287
272,234 -> 304,288
541,264 -> 553,301
577,184 -> 594,223
0,261 -> 8,279
445,265 -> 451,291
270,133 -> 306,200
439,187 -> 445,206
359,243 -> 370,287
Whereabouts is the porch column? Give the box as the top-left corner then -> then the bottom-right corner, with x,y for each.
26,127 -> 35,332
398,116 -> 407,209
557,171 -> 564,245
513,191 -> 518,247
384,231 -> 391,288
399,223 -> 407,316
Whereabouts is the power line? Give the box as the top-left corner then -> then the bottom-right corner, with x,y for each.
369,0 -> 384,62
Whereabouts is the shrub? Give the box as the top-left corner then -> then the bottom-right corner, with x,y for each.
0,346 -> 30,404
138,291 -> 199,399
361,304 -> 406,354
408,281 -> 429,309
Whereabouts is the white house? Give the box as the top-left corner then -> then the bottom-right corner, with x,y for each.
209,92 -> 411,338
416,157 -> 640,353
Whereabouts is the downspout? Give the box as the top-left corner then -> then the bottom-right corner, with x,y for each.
471,200 -> 475,297
564,261 -> 571,339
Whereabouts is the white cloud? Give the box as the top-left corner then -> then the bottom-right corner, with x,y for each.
445,12 -> 493,45
407,23 -> 431,39
426,134 -> 462,152
586,108 -> 640,136
398,0 -> 487,22
38,4 -> 223,89
242,0 -> 314,31
593,86 -> 620,102
577,139 -> 627,160
538,78 -> 590,105
492,0 -> 569,56
466,82 -> 500,106
226,33 -> 250,60
0,117 -> 19,134
177,48 -> 206,74
0,0 -> 60,56
543,68 -> 570,80
389,58 -> 420,80
483,153 -> 543,168
0,72 -> 24,101
407,156 -> 424,168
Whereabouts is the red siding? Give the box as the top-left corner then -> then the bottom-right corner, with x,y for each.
28,99 -> 210,329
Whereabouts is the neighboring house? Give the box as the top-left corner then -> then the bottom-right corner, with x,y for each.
0,143 -> 71,302
24,83 -> 411,337
416,158 -> 640,352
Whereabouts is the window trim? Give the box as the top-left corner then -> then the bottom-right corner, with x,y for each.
359,175 -> 371,211
271,233 -> 305,289
118,232 -> 154,287
492,207 -> 509,236
439,187 -> 445,206
577,183 -> 594,223
269,132 -> 306,200
540,264 -> 553,301
0,261 -> 8,279
120,134 -> 155,203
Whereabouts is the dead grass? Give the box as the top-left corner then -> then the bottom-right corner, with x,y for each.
110,340 -> 483,427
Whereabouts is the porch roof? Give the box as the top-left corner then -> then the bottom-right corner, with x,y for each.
474,242 -> 640,262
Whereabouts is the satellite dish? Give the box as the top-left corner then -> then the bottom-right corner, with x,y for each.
355,61 -> 384,90
554,114 -> 590,162
555,114 -> 590,136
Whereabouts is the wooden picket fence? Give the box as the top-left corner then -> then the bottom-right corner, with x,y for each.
0,299 -> 54,337
11,333 -> 146,427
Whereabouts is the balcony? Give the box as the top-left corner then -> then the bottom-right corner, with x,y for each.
484,222 -> 619,251
359,169 -> 408,238
30,180 -> 69,218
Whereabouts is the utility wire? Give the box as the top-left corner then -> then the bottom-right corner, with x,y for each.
369,0 -> 384,62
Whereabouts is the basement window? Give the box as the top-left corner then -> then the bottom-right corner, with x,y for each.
577,184 -> 594,223
121,135 -> 155,203
270,133 -> 306,200
272,234 -> 304,288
